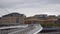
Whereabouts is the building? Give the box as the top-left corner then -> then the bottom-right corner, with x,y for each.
34,14 -> 47,18
25,14 -> 48,24
46,15 -> 57,24
56,15 -> 60,24
0,13 -> 59,25
57,15 -> 60,18
0,13 -> 26,25
0,17 -> 1,23
25,14 -> 58,24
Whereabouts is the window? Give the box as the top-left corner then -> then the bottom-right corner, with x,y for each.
16,18 -> 19,23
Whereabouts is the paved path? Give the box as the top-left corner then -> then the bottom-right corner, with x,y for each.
8,24 -> 43,34
0,25 -> 28,34
27,24 -> 43,34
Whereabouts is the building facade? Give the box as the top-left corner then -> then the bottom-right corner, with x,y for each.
0,13 -> 26,25
24,14 -> 58,24
0,13 -> 59,25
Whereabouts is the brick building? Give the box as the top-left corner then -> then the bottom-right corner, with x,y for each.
0,13 -> 59,25
0,13 -> 26,25
25,14 -> 58,24
25,14 -> 48,24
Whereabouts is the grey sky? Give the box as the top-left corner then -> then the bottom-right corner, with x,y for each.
0,0 -> 60,17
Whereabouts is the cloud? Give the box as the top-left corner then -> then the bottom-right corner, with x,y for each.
0,0 -> 60,8
47,0 -> 60,4
0,0 -> 41,8
0,0 -> 60,17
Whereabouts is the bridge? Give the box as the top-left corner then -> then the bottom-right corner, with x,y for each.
0,24 -> 43,34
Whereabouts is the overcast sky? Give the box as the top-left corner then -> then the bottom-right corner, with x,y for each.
0,0 -> 60,17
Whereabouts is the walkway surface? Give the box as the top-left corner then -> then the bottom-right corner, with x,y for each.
0,25 -> 28,34
8,24 -> 43,34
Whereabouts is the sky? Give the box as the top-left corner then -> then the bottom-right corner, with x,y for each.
0,0 -> 60,17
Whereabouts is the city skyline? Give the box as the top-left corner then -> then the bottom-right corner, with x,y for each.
0,12 -> 60,17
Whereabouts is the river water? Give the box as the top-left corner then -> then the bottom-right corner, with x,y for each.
38,28 -> 60,34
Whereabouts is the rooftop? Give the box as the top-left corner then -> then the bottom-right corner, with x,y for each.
2,13 -> 25,17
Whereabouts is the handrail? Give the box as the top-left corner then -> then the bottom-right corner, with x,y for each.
0,25 -> 28,29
